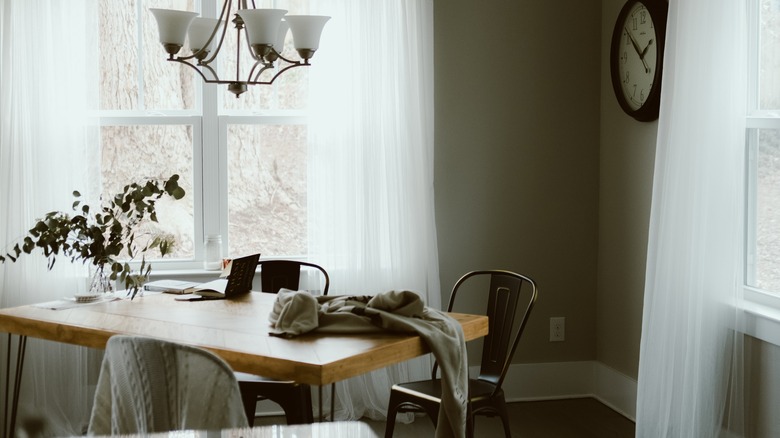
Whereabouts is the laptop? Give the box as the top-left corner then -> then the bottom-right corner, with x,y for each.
175,253 -> 260,301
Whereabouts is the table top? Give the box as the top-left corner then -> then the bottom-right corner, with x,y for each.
0,292 -> 488,386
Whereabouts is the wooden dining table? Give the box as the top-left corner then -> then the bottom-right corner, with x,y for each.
0,291 -> 488,435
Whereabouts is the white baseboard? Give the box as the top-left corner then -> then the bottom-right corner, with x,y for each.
254,361 -> 638,421
492,360 -> 637,421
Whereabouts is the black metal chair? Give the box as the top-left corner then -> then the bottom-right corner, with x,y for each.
384,270 -> 538,438
236,260 -> 330,425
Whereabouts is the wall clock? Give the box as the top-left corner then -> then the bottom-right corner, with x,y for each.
610,0 -> 668,122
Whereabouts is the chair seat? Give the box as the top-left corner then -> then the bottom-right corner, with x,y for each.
393,378 -> 500,403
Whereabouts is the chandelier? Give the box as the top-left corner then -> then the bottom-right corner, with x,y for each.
150,1 -> 329,98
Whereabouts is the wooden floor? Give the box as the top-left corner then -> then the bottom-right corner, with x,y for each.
255,397 -> 636,438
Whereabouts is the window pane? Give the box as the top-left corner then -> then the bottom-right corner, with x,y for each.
99,0 -> 139,110
98,0 -> 197,110
760,0 -> 780,110
100,125 -> 195,259
143,0 -> 197,110
227,124 -> 307,257
752,129 -> 780,291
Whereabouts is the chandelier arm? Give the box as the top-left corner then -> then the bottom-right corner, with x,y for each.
248,62 -> 307,85
199,63 -> 222,83
170,58 -> 221,83
272,50 -> 309,66
197,0 -> 233,66
235,24 -> 243,82
248,61 -> 274,82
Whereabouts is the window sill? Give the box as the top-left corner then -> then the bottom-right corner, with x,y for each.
740,288 -> 780,346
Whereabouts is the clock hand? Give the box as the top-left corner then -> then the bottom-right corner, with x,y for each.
624,27 -> 650,73
624,27 -> 643,56
640,39 -> 654,59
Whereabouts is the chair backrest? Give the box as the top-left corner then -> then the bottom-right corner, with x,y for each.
447,270 -> 537,393
258,260 -> 330,296
88,335 -> 249,435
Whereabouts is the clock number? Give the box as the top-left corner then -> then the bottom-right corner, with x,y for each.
640,89 -> 646,102
631,17 -> 638,30
640,10 -> 647,24
624,71 -> 630,85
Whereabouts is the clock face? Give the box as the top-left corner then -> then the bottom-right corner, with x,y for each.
617,2 -> 658,111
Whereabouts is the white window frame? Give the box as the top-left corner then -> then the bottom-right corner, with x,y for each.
741,0 -> 780,345
98,0 -> 310,272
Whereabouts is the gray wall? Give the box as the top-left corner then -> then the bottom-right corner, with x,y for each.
434,0 -> 654,378
434,0 -> 602,365
597,0 -> 657,379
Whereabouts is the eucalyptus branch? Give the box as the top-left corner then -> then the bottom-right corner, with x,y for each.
0,174 -> 186,299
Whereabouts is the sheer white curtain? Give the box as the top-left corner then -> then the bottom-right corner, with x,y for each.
306,0 -> 438,421
0,1 -> 99,435
635,0 -> 747,436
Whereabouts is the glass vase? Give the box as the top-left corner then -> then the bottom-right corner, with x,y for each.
88,264 -> 115,295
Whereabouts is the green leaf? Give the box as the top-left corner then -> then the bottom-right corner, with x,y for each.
159,240 -> 170,256
171,187 -> 185,200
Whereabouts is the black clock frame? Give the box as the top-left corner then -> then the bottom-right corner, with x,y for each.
610,0 -> 668,122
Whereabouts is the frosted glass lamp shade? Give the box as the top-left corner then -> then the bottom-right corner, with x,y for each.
285,15 -> 330,51
188,18 -> 221,52
275,21 -> 290,53
236,9 -> 288,46
150,8 -> 198,47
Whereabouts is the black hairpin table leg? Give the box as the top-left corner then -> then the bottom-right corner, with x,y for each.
317,383 -> 337,422
4,334 -> 26,438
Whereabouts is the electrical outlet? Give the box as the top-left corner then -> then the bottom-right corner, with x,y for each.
550,317 -> 565,342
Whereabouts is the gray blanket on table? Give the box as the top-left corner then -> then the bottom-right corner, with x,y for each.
268,289 -> 468,438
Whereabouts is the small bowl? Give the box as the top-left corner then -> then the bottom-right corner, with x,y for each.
74,293 -> 102,303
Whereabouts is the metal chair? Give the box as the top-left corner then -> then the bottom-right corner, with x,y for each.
384,270 -> 538,438
236,260 -> 330,425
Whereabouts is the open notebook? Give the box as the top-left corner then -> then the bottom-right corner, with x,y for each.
175,253 -> 260,301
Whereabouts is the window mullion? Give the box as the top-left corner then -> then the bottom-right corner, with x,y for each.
201,81 -> 222,250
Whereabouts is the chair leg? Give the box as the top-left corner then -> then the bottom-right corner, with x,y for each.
465,402 -> 476,438
238,382 -> 313,425
384,390 -> 401,438
238,385 -> 259,426
385,391 -> 441,437
493,398 -> 511,438
267,385 -> 313,424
